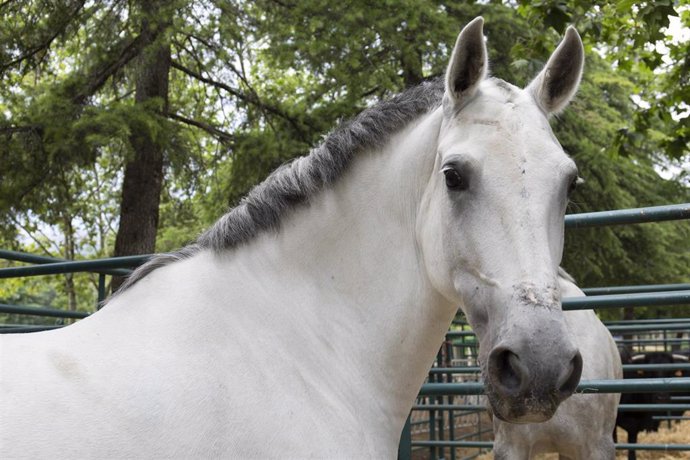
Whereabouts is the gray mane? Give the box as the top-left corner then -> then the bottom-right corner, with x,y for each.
113,77 -> 448,296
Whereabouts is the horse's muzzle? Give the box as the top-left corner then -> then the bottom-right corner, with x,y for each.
485,342 -> 582,423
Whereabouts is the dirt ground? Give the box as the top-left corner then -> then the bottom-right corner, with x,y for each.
612,419 -> 690,460
471,414 -> 690,459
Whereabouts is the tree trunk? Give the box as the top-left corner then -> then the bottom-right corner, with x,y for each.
112,1 -> 171,291
400,38 -> 423,88
62,215 -> 77,323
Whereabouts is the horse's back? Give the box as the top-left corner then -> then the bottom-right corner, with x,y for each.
0,251 -> 395,458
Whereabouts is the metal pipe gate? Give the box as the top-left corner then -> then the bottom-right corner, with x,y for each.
1,203 -> 689,459
398,203 -> 690,460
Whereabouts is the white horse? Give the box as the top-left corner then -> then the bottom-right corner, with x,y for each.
491,269 -> 622,460
2,18 -> 589,459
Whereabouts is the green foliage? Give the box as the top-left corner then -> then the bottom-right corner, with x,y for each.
0,0 -> 687,321
556,60 -> 690,320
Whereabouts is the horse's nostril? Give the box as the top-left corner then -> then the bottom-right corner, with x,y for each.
558,351 -> 583,400
489,348 -> 528,394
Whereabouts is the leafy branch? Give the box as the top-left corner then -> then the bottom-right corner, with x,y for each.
166,112 -> 235,143
170,60 -> 311,140
0,0 -> 86,74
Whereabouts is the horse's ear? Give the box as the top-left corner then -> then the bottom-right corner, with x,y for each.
527,26 -> 584,114
444,17 -> 487,112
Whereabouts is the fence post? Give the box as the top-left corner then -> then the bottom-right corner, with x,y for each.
398,415 -> 412,460
97,273 -> 106,310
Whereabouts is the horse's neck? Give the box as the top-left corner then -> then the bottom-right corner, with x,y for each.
220,107 -> 454,422
109,108 -> 453,433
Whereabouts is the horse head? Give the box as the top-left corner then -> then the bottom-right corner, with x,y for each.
417,18 -> 584,423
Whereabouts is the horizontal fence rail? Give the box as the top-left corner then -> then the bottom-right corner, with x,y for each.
0,255 -> 151,279
427,364 -> 690,374
564,203 -> 690,227
447,319 -> 690,337
562,290 -> 690,310
606,322 -> 690,332
0,303 -> 88,319
411,440 -> 690,452
0,249 -> 132,277
584,283 -> 690,295
0,325 -> 64,333
419,378 -> 690,396
412,403 -> 690,412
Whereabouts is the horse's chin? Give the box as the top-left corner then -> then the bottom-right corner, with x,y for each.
491,406 -> 555,424
487,389 -> 559,424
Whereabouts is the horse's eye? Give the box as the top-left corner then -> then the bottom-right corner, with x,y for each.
568,174 -> 583,195
443,168 -> 467,191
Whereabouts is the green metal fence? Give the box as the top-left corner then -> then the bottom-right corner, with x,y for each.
399,203 -> 690,460
1,203 -> 689,459
0,250 -> 148,332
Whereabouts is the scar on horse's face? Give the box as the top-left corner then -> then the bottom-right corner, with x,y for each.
428,17 -> 585,423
